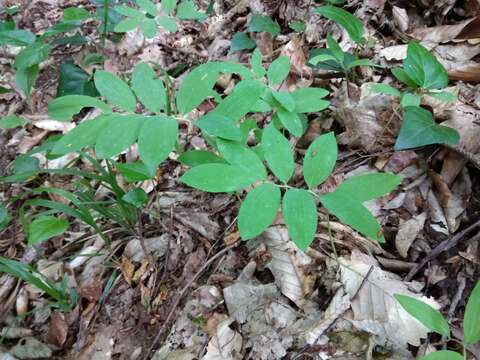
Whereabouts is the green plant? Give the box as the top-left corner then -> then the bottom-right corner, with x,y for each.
371,42 -> 456,108
315,4 -> 365,44
395,281 -> 480,360
178,53 -> 401,250
114,0 -> 207,38
369,42 -> 460,150
309,33 -> 372,80
0,257 -> 76,310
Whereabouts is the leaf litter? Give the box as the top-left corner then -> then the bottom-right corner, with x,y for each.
1,0 -> 480,359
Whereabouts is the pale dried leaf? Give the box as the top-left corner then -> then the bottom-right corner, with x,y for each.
202,318 -> 242,360
395,213 -> 427,258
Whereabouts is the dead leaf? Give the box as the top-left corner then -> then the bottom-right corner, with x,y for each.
202,318 -> 242,360
46,311 -> 68,347
410,16 -> 480,43
392,6 -> 409,32
120,257 -> 135,286
395,213 -> 427,258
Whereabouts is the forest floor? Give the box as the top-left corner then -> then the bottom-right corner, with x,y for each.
1,0 -> 480,359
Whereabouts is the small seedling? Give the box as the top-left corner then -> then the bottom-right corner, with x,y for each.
315,5 -> 365,44
395,281 -> 480,360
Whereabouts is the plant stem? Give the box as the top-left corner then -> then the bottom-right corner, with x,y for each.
102,0 -> 109,49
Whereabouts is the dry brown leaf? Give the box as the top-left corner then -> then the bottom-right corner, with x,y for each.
392,6 -> 409,32
410,16 -> 480,43
395,213 -> 427,258
120,257 -> 135,286
46,311 -> 68,347
202,318 -> 242,360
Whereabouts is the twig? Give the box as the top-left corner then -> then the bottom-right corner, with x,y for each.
142,242 -> 239,360
405,219 -> 480,281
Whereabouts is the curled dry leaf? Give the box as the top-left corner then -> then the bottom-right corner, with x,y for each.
260,226 -> 315,307
395,212 -> 427,258
410,16 -> 480,43
340,251 -> 441,351
202,318 -> 243,360
46,311 -> 68,347
392,6 -> 409,33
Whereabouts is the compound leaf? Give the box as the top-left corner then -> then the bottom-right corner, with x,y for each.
464,281 -> 480,344
48,95 -> 111,121
291,87 -> 329,113
217,139 -> 267,180
267,56 -> 291,86
262,123 -> 294,184
94,70 -> 137,112
303,132 -> 337,188
248,13 -> 280,36
28,216 -> 69,246
315,6 -> 364,44
131,62 -> 166,113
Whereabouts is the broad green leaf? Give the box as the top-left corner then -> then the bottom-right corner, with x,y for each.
272,91 -> 295,112
57,60 -> 98,97
63,7 -> 91,21
137,0 -> 157,16
370,83 -> 401,97
392,67 -> 418,89
395,107 -> 460,150
178,150 -> 225,167
230,32 -> 256,53
16,65 -> 39,98
315,6 -> 364,44
346,58 -> 371,69
214,79 -> 264,121
176,61 -> 251,114
394,294 -> 450,337
309,53 -> 339,65
0,21 -> 15,31
116,161 -> 152,182
122,188 -> 148,207
326,33 -> 344,62
114,5 -> 143,17
303,132 -> 337,188
161,0 -> 177,14
276,108 -> 303,137
217,139 -> 267,180
94,70 -> 137,112
289,20 -> 306,33
464,281 -> 480,344
291,87 -> 329,113
95,115 -> 145,158
0,115 -> 27,129
248,14 -> 280,36
83,53 -> 105,67
157,16 -> 178,32
420,351 -> 463,360
0,203 -> 10,230
283,189 -> 317,250
239,183 -> 280,240
320,173 -> 401,242
131,63 -> 166,113
15,43 -> 50,69
176,0 -> 207,20
403,42 -> 448,90
52,115 -> 110,154
180,164 -> 257,192
48,95 -> 111,121
138,115 -> 178,174
262,123 -> 294,184
267,56 -> 291,86
0,30 -> 36,46
427,91 -> 457,102
13,155 -> 39,174
114,17 -> 140,32
195,113 -> 242,141
140,17 -> 158,38
400,93 -> 421,107
251,48 -> 266,78
28,216 -> 69,246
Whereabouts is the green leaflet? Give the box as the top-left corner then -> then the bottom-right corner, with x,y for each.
28,216 -> 69,246
315,6 -> 364,44
15,65 -> 39,98
394,294 -> 450,337
52,115 -> 110,155
276,108 -> 303,137
251,48 -> 266,78
122,188 -> 148,207
267,56 -> 291,86
178,150 -> 225,167
230,32 -> 256,53
370,83 -> 401,97
248,13 -> 280,36
195,113 -> 242,141
320,173 -> 401,242
282,189 -> 318,251
464,281 -> 480,344
176,0 -> 207,20
303,132 -> 337,188
403,42 -> 448,90
0,115 -> 28,129
15,43 -> 50,69
131,63 -> 166,113
291,87 -> 329,113
94,70 -> 137,112
180,163 -> 257,193
214,79 -> 264,121
176,61 -> 252,114
272,91 -> 296,112
217,139 -> 267,181
48,95 -> 111,121
420,351 -> 463,360
238,183 -> 280,240
138,115 -> 178,175
0,29 -> 36,46
395,107 -> 459,150
116,162 -> 152,182
95,114 -> 145,159
57,60 -> 98,97
262,123 -> 294,184
400,93 -> 421,108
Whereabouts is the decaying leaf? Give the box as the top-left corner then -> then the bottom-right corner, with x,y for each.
202,318 -> 242,360
395,213 -> 427,258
